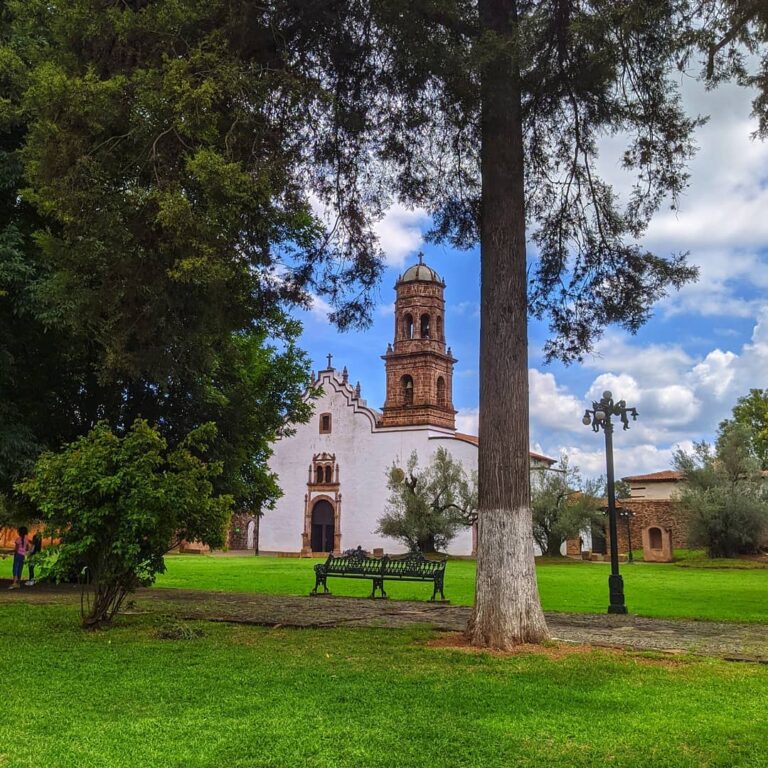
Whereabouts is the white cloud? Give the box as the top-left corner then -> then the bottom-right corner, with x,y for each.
309,195 -> 428,269
372,204 -> 429,268
308,293 -> 332,321
531,306 -> 768,478
529,369 -> 585,433
562,442 -> 692,480
689,349 -> 738,399
584,333 -> 693,386
455,408 -> 479,435
596,77 -> 768,320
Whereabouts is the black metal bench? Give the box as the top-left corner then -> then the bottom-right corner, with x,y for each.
310,550 -> 447,601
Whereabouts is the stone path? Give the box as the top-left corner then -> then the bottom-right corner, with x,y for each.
3,581 -> 767,661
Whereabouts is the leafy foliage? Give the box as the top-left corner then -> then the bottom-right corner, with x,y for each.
377,449 -> 477,553
253,0 -> 703,361
531,456 -> 604,557
674,423 -> 768,558
1,0 -> 316,519
719,389 -> 768,470
18,420 -> 232,627
681,0 -> 768,137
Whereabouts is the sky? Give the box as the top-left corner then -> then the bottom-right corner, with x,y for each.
292,75 -> 768,481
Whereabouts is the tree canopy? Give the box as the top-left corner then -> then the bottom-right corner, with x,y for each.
531,456 -> 603,557
720,389 -> 768,470
1,0 -> 327,516
674,422 -> 768,558
377,449 -> 477,553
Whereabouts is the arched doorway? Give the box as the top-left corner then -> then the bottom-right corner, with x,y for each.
246,520 -> 256,550
311,500 -> 335,553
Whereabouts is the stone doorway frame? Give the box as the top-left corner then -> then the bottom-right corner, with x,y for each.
302,494 -> 342,555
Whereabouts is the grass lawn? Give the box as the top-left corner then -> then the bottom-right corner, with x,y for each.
1,602 -> 767,768
147,554 -> 768,623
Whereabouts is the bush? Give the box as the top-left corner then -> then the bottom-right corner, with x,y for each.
18,420 -> 232,627
675,424 -> 768,559
686,488 -> 767,559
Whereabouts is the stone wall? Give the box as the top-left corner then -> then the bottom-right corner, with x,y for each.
228,511 -> 258,551
617,499 -> 689,552
566,500 -> 690,558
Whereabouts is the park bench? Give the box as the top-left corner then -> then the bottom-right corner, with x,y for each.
310,550 -> 447,601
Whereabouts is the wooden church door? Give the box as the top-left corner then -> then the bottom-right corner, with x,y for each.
311,500 -> 335,553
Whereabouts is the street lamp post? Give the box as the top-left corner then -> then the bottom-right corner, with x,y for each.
620,508 -> 635,564
582,391 -> 638,615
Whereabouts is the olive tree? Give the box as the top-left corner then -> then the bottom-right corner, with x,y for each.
531,457 -> 603,557
674,423 -> 768,558
377,449 -> 477,553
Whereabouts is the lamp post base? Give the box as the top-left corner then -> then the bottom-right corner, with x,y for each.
608,574 -> 628,614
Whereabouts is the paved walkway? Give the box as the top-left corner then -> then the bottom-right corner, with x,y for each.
3,581 -> 767,661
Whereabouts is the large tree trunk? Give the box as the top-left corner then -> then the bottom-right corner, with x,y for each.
467,0 -> 549,648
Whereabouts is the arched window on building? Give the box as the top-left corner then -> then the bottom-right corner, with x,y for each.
436,376 -> 446,406
403,314 -> 414,339
316,466 -> 324,484
401,375 -> 414,405
436,315 -> 443,340
420,314 -> 431,338
324,465 -> 333,483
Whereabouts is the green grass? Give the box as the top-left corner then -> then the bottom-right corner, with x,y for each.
5,552 -> 767,622
145,555 -> 768,623
1,602 -> 767,768
628,549 -> 768,569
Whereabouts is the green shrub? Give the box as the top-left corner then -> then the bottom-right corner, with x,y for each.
18,420 -> 232,627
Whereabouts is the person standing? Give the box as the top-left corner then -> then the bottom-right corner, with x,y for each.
9,526 -> 29,589
25,532 -> 42,586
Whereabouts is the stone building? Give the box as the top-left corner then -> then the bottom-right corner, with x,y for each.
615,470 -> 688,553
253,258 -> 555,556
566,470 -> 689,559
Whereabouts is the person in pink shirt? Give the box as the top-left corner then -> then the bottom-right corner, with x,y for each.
9,526 -> 29,589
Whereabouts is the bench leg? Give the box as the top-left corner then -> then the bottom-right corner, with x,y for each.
431,577 -> 447,602
310,574 -> 331,597
370,577 -> 387,599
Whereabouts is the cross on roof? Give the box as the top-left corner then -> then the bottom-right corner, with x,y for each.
326,353 -> 333,369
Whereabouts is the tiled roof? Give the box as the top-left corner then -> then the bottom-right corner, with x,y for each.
452,433 -> 557,465
622,470 -> 684,483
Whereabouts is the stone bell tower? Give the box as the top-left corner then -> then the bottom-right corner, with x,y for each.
379,257 -> 457,429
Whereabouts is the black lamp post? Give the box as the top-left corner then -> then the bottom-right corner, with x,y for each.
620,508 -> 635,564
582,390 -> 638,615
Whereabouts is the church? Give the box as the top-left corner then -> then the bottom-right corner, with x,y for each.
250,259 -> 556,557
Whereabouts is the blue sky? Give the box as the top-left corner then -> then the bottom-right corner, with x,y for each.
293,77 -> 768,480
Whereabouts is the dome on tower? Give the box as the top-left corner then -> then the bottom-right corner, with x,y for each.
399,260 -> 442,284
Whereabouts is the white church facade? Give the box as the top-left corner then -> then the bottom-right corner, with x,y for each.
257,259 -> 556,557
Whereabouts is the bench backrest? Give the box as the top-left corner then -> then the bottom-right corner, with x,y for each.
383,552 -> 445,578
322,551 -> 446,578
324,552 -> 382,575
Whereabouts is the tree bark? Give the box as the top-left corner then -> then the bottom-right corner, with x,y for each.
467,0 -> 549,648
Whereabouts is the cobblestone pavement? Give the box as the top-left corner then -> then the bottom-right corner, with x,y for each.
3,581 -> 767,661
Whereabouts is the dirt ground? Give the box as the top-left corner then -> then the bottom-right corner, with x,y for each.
3,580 -> 767,662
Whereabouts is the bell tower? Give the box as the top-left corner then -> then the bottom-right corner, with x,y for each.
379,257 -> 457,429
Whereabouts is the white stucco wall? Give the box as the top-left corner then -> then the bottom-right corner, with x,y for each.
628,481 -> 682,501
261,369 -> 555,557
